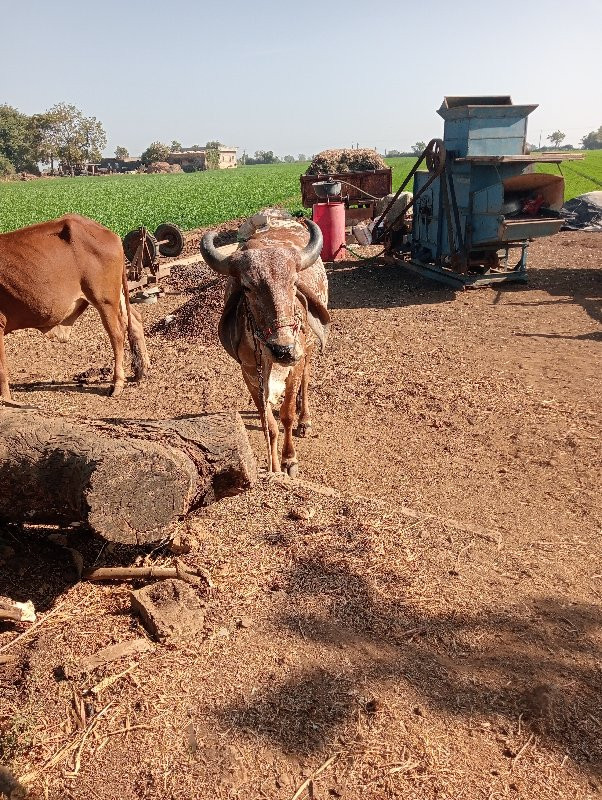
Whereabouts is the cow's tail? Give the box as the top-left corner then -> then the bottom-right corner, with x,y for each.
121,258 -> 146,380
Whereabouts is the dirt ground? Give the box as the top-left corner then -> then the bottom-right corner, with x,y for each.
0,230 -> 600,799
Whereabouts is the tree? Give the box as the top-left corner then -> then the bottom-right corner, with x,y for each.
170,140 -> 182,152
204,140 -> 221,170
581,126 -> 602,150
115,146 -> 129,159
32,110 -> 63,172
0,154 -> 15,177
0,105 -> 41,173
297,154 -> 307,162
141,141 -> 170,165
255,150 -> 277,164
43,103 -> 106,174
547,130 -> 565,148
411,141 -> 426,155
283,155 -> 295,163
385,149 -> 404,157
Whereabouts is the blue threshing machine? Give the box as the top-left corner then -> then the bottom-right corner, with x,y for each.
375,96 -> 583,288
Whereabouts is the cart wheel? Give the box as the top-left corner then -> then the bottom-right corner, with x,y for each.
155,223 -> 185,257
123,228 -> 158,270
425,138 -> 446,174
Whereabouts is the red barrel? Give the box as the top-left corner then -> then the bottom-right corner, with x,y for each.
312,202 -> 346,261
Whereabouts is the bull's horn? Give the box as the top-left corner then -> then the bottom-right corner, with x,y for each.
200,232 -> 232,275
298,219 -> 323,271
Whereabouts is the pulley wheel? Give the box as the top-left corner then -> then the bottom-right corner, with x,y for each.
425,138 -> 446,174
155,223 -> 185,257
123,228 -> 158,270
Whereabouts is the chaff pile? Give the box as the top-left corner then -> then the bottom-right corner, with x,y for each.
306,148 -> 387,175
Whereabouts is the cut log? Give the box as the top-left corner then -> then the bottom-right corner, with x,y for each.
0,409 -> 256,545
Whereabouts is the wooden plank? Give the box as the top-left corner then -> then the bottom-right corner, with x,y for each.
454,153 -> 584,164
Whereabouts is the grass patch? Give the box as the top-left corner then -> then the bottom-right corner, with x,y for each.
1,153 -> 600,237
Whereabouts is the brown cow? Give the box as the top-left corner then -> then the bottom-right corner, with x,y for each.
200,211 -> 329,475
0,214 -> 149,400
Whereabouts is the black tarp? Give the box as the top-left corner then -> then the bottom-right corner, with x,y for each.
561,191 -> 602,231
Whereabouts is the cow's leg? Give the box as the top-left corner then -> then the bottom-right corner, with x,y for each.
129,305 -> 151,377
120,295 -> 150,380
280,365 -> 303,477
96,303 -> 126,396
0,321 -> 11,401
241,367 -> 281,472
296,348 -> 313,438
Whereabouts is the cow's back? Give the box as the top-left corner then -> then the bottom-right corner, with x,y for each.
0,215 -> 123,333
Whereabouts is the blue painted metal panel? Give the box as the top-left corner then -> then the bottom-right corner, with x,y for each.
499,219 -> 563,241
472,183 -> 503,214
402,96 -> 563,286
466,137 -> 526,156
468,116 -> 527,139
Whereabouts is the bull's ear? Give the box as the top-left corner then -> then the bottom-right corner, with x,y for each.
298,219 -> 323,271
200,232 -> 234,276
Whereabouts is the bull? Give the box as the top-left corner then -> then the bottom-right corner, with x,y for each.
0,214 -> 149,400
200,212 -> 329,475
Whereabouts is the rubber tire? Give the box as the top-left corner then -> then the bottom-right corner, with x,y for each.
155,223 -> 185,257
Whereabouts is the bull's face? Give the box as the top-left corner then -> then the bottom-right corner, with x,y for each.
200,220 -> 323,367
236,247 -> 302,364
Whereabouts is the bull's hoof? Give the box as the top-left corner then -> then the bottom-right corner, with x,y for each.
282,460 -> 299,478
1,398 -> 38,410
133,360 -> 150,381
108,383 -> 124,397
296,422 -> 312,438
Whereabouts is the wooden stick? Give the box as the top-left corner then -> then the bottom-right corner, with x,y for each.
0,599 -> 67,655
63,637 -> 153,679
0,608 -> 23,623
511,733 -> 535,771
290,753 -> 339,800
272,475 -> 502,544
20,701 -> 114,785
84,562 -> 214,588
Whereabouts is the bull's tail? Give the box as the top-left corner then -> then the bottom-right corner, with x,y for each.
121,258 -> 146,380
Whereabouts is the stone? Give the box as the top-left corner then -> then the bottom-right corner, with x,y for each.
130,579 -> 205,642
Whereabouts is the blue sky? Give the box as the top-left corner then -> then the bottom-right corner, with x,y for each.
1,0 -> 600,157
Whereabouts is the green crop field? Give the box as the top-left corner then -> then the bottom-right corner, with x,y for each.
1,152 -> 601,238
536,150 -> 602,197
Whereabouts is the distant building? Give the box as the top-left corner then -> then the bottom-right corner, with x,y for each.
58,162 -> 101,176
167,146 -> 238,171
100,156 -> 143,173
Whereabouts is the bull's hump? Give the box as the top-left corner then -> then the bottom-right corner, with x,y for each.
247,226 -> 309,250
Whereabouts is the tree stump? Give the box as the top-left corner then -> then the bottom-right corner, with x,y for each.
0,409 -> 256,544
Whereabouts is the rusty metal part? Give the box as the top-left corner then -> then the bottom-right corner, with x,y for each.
426,139 -> 446,173
123,227 -> 158,271
372,139 -> 446,244
300,169 -> 391,208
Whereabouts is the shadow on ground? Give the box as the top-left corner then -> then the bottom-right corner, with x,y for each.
326,260 -> 456,310
220,554 -> 602,776
0,524 -> 165,615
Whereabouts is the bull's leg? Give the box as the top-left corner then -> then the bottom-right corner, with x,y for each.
296,348 -> 313,438
265,404 -> 281,473
0,323 -> 11,401
241,367 -> 281,472
96,303 -> 126,396
280,365 -> 303,478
